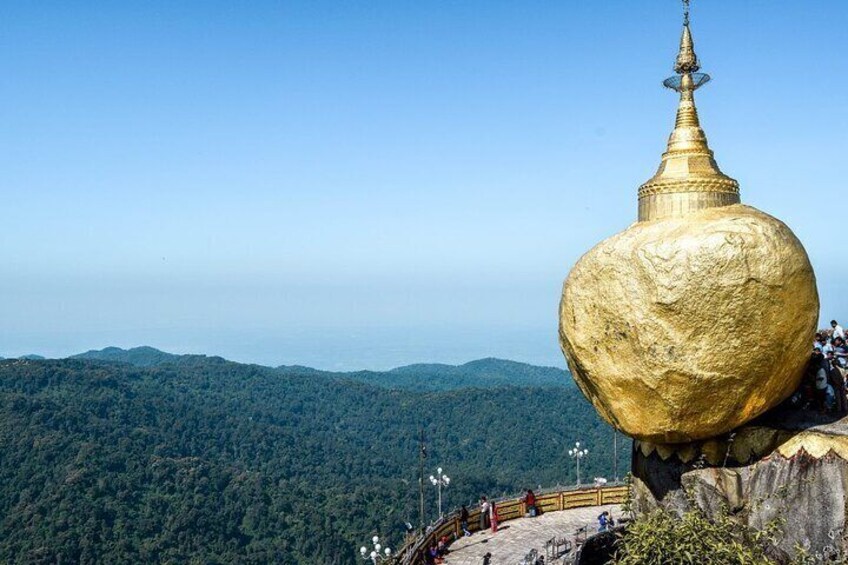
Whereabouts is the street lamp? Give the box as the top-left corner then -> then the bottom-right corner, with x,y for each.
568,442 -> 588,486
429,467 -> 451,518
359,535 -> 392,564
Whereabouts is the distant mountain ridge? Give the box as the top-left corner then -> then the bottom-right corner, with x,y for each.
0,354 -> 46,361
339,357 -> 570,391
67,346 -> 571,391
71,346 -> 180,367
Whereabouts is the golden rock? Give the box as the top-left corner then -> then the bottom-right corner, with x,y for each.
560,205 -> 818,443
558,6 -> 819,443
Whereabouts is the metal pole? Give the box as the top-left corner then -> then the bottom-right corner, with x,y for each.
438,480 -> 442,518
419,427 -> 425,532
613,430 -> 619,482
576,455 -> 581,486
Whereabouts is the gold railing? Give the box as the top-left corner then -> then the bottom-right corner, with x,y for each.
395,484 -> 629,564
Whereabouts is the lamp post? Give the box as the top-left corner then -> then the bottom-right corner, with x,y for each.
359,536 -> 392,564
568,442 -> 588,486
429,467 -> 450,519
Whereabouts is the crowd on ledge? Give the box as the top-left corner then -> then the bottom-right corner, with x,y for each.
424,492 -> 535,564
788,320 -> 848,414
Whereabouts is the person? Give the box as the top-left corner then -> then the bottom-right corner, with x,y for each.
479,496 -> 490,531
598,511 -> 611,532
424,543 -> 438,565
833,320 -> 846,341
834,337 -> 848,375
431,542 -> 445,565
816,331 -> 830,349
826,382 -> 837,413
822,339 -> 835,357
525,489 -> 538,517
490,501 -> 499,533
826,352 -> 848,413
812,348 -> 830,412
459,505 -> 471,537
437,536 -> 449,558
482,553 -> 492,565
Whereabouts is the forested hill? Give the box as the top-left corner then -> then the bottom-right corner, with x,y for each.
72,346 -> 571,391
0,356 -> 625,564
283,357 -> 570,391
72,345 -> 180,367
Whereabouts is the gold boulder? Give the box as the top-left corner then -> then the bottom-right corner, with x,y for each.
560,204 -> 818,443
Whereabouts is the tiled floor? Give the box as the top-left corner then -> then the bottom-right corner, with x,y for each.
443,504 -> 620,565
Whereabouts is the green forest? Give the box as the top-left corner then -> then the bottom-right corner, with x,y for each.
0,350 -> 630,564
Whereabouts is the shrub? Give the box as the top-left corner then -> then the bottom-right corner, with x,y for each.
611,506 -> 785,565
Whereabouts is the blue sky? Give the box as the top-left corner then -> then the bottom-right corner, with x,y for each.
1,1 -> 846,369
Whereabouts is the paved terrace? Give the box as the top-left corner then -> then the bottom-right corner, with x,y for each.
444,504 -> 620,565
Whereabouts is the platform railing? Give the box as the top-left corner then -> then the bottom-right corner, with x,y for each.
394,483 -> 629,564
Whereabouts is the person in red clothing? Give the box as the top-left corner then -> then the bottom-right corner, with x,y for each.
490,501 -> 499,533
524,489 -> 538,517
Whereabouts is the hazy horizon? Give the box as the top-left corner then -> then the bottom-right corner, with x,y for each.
3,1 -> 846,370
2,323 -> 566,372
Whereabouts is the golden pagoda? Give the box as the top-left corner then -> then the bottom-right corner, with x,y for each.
558,1 -> 819,443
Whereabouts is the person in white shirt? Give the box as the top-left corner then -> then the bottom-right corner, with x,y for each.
832,320 -> 845,341
823,341 -> 835,357
479,497 -> 490,531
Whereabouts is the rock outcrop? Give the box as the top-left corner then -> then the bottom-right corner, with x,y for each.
632,409 -> 848,561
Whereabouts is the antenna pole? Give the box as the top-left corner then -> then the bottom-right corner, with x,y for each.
613,429 -> 619,482
418,426 -> 426,533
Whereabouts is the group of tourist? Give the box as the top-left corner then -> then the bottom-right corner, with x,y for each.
424,535 -> 452,565
789,320 -> 848,414
424,497 -> 492,564
425,491 -> 537,564
460,492 -> 538,536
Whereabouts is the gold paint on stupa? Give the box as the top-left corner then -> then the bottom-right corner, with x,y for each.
558,1 -> 819,443
638,9 -> 739,221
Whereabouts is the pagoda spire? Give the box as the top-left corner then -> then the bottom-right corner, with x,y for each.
637,0 -> 740,222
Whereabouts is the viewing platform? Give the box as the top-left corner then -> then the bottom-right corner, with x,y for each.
446,504 -> 620,564
397,485 -> 628,564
